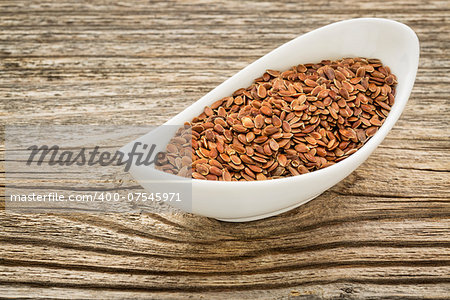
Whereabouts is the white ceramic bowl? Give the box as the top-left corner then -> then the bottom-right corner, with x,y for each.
124,18 -> 419,222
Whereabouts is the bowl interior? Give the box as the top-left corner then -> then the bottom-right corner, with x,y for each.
125,18 -> 419,186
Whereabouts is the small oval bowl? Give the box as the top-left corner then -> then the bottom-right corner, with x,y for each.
124,18 -> 419,222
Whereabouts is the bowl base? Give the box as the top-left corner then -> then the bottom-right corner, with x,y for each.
216,192 -> 322,222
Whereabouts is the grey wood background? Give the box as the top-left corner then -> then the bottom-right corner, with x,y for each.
1,0 -> 449,299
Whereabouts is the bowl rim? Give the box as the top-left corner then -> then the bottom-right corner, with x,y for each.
164,17 -> 420,186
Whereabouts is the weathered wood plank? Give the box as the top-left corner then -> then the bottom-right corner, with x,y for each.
1,0 -> 449,298
1,283 -> 450,300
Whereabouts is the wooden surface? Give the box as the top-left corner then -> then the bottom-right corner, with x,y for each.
1,0 -> 449,299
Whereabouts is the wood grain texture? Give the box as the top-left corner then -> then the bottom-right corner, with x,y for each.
1,0 -> 449,299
